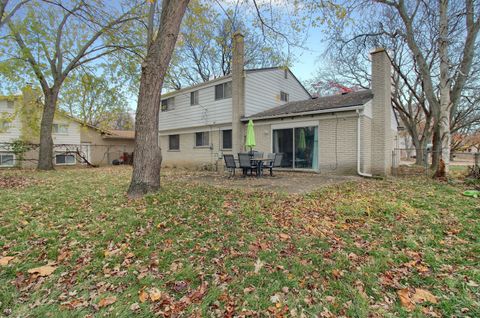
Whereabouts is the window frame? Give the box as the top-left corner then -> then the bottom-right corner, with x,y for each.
0,121 -> 11,130
161,97 -> 175,112
190,90 -> 199,106
168,134 -> 180,151
52,123 -> 69,134
0,153 -> 15,167
280,91 -> 289,102
6,101 -> 14,109
194,131 -> 210,148
214,82 -> 232,100
55,153 -> 76,166
221,129 -> 232,150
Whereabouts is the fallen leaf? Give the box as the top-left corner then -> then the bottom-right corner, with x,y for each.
130,302 -> 140,312
27,265 -> 57,277
149,288 -> 163,302
332,269 -> 342,279
0,256 -> 15,266
98,296 -> 117,308
139,289 -> 149,303
279,233 -> 290,241
397,288 -> 414,311
411,288 -> 437,304
254,258 -> 265,273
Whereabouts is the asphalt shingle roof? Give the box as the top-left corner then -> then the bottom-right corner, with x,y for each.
247,89 -> 373,120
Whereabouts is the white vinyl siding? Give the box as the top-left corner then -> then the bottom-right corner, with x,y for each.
158,77 -> 233,131
0,100 -> 22,143
245,69 -> 310,116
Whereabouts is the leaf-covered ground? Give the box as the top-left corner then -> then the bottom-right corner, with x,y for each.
0,167 -> 478,317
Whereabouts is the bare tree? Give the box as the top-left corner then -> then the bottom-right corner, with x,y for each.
374,0 -> 480,175
4,1 -> 138,170
127,0 -> 190,198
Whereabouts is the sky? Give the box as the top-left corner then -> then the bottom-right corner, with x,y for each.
289,28 -> 328,84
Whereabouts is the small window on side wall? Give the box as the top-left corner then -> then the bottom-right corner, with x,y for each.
161,97 -> 175,112
284,69 -> 288,79
195,132 -> 209,147
190,91 -> 199,105
6,101 -> 14,109
169,134 -> 180,150
53,123 -> 68,134
222,129 -> 232,149
55,153 -> 75,165
0,153 -> 15,167
280,91 -> 289,102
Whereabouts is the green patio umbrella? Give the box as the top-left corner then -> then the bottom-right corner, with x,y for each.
297,128 -> 306,151
245,119 -> 256,151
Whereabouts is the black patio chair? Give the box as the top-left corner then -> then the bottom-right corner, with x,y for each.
263,153 -> 283,176
223,154 -> 237,177
238,153 -> 257,176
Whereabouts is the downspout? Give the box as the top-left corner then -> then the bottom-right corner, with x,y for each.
357,110 -> 373,177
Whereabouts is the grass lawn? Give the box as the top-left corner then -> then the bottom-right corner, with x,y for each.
0,167 -> 478,317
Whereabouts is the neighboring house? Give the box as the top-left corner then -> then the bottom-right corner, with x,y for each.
0,92 -> 134,168
159,32 -> 398,176
80,127 -> 135,165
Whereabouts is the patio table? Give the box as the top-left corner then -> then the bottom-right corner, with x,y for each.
250,158 -> 272,177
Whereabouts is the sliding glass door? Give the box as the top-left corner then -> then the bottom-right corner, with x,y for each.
272,126 -> 318,170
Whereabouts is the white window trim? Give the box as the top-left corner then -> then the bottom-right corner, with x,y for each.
55,153 -> 76,166
190,90 -> 199,106
194,131 -> 210,148
0,153 -> 15,167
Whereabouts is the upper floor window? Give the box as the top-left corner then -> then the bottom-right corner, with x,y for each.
169,134 -> 180,150
161,97 -> 175,112
284,69 -> 288,79
195,131 -> 209,147
280,91 -> 289,102
190,90 -> 199,105
215,82 -> 232,100
53,123 -> 68,134
6,101 -> 14,109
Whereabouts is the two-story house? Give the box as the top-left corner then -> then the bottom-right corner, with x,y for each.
158,33 -> 311,169
0,91 -> 134,168
159,32 -> 398,176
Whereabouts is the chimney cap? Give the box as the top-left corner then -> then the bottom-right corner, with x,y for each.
370,47 -> 386,55
233,31 -> 244,38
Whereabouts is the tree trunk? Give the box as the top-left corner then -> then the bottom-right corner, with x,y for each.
128,63 -> 163,197
435,0 -> 451,177
127,0 -> 189,198
37,89 -> 59,170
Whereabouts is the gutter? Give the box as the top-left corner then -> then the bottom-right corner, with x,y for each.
357,109 -> 373,178
242,105 -> 364,122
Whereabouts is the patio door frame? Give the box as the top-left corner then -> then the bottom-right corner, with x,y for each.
271,121 -> 319,172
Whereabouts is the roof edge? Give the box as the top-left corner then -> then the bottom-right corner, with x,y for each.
242,104 -> 365,122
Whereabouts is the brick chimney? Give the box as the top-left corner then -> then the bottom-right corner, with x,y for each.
370,48 -> 393,175
231,31 -> 245,155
